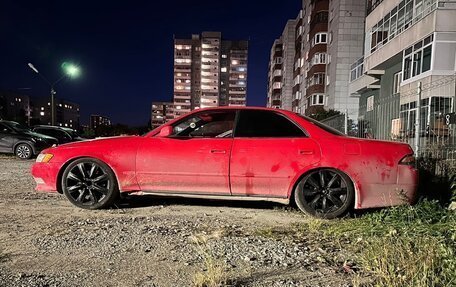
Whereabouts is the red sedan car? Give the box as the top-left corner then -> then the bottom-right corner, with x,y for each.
31,107 -> 418,218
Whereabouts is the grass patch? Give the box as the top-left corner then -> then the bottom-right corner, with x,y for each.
191,230 -> 229,287
300,200 -> 456,287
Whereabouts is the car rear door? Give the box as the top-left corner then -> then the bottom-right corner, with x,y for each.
230,110 -> 321,198
136,110 -> 236,195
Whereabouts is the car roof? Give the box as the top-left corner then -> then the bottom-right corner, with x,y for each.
33,125 -> 74,131
180,106 -> 296,118
0,120 -> 19,124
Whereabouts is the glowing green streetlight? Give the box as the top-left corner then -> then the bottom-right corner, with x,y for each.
61,62 -> 81,78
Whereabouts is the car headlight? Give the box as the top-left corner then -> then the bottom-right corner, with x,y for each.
36,153 -> 53,163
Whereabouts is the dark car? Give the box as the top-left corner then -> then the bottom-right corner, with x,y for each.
0,120 -> 58,159
32,125 -> 86,144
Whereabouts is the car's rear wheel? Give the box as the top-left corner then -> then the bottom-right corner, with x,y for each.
294,168 -> 354,219
15,143 -> 33,160
62,158 -> 119,209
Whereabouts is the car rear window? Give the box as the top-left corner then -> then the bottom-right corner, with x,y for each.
297,114 -> 346,136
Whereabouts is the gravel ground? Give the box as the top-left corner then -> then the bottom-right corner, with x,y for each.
0,155 -> 355,286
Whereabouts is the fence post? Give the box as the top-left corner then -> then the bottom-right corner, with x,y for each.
415,82 -> 422,156
344,109 -> 348,135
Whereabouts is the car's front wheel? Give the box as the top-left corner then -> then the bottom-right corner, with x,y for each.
62,158 -> 119,209
294,169 -> 354,219
15,143 -> 33,160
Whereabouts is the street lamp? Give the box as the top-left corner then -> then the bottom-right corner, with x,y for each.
28,62 -> 80,126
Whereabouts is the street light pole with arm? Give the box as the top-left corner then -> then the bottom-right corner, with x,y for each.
27,62 -> 80,126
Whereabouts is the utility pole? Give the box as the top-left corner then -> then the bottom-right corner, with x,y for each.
344,109 -> 348,135
415,82 -> 422,156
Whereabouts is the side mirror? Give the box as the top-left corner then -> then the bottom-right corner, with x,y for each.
158,126 -> 173,137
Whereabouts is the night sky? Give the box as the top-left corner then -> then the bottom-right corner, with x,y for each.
0,0 -> 301,126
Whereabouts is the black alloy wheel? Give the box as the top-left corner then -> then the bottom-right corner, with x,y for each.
294,169 -> 354,219
15,143 -> 32,160
62,158 -> 119,209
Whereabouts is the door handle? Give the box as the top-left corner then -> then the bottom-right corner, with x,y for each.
299,149 -> 314,155
210,149 -> 226,154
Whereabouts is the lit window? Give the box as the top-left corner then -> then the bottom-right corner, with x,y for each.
41,107 -> 44,111
367,96 -> 374,112
393,72 -> 402,94
222,54 -> 227,58
221,67 -> 227,72
40,112 -> 45,116
231,60 -> 239,65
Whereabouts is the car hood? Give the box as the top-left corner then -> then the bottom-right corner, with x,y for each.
55,135 -> 141,149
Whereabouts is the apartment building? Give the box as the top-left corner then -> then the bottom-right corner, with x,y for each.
350,0 -> 456,142
268,0 -> 365,118
173,32 -> 248,118
31,97 -> 80,129
0,90 -> 31,124
151,101 -> 174,128
267,19 -> 296,110
90,114 -> 111,130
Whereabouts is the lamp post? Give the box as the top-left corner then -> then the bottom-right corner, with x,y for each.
28,62 -> 80,126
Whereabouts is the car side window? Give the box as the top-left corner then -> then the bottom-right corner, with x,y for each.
34,128 -> 45,134
172,111 -> 236,138
234,110 -> 306,138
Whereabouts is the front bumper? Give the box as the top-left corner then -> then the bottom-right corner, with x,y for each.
31,162 -> 63,192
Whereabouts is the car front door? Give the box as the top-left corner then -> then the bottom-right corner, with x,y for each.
136,110 -> 236,195
0,123 -> 16,153
230,110 -> 321,198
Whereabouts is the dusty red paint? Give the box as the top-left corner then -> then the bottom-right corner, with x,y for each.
31,107 -> 418,210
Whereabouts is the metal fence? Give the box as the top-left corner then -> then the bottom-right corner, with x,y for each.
321,74 -> 456,167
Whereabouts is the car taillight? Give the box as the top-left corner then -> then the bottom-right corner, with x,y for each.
399,154 -> 415,165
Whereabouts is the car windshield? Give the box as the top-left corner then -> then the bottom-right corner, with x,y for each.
5,122 -> 30,133
297,114 -> 346,136
68,130 -> 80,138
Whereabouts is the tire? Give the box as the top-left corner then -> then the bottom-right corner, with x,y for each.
15,143 -> 33,160
61,158 -> 119,209
294,168 -> 354,219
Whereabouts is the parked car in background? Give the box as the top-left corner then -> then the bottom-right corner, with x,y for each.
0,120 -> 58,159
32,125 -> 85,144
31,107 -> 418,218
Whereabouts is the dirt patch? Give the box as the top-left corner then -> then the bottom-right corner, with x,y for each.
0,158 -> 354,286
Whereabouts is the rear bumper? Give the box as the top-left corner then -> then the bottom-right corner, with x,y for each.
356,165 -> 418,209
31,162 -> 62,192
